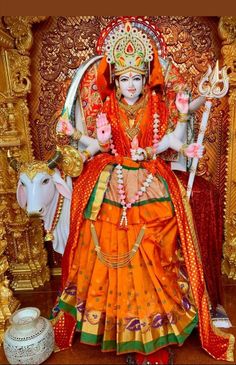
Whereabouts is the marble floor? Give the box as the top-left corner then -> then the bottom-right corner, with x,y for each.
1,275 -> 236,365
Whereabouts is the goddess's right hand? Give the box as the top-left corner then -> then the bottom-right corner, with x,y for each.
96,113 -> 111,144
56,118 -> 75,136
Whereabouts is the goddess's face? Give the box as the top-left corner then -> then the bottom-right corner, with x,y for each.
117,72 -> 145,102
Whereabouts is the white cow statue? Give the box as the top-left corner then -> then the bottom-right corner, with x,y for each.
14,159 -> 72,255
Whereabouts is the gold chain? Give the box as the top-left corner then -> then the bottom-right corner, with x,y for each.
118,94 -> 147,120
120,108 -> 145,140
118,94 -> 148,140
45,178 -> 65,241
90,223 -> 145,268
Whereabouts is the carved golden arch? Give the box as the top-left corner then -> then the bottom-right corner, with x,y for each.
0,15 -> 236,343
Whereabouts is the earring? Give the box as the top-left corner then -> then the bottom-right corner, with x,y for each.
141,85 -> 146,96
116,87 -> 121,100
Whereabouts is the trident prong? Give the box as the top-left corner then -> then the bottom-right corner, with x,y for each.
198,60 -> 229,99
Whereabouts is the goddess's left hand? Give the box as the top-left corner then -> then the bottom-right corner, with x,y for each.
56,117 -> 74,136
184,143 -> 204,158
175,91 -> 190,114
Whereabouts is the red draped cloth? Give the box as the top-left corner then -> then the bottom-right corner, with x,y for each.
175,171 -> 223,311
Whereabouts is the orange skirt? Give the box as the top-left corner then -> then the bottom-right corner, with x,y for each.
56,161 -> 198,354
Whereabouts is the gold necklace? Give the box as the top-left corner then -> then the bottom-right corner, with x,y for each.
119,95 -> 147,140
45,193 -> 64,241
119,94 -> 147,125
91,223 -> 145,268
120,108 -> 145,140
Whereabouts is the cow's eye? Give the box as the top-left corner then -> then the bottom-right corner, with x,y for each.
42,178 -> 50,185
20,181 -> 25,187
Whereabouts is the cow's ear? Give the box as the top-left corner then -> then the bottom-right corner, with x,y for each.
17,181 -> 27,208
52,173 -> 72,200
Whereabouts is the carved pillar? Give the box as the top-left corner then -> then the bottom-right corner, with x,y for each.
0,16 -> 49,317
0,26 -> 19,344
219,17 -> 236,279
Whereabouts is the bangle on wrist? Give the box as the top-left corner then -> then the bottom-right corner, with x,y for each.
179,112 -> 189,123
72,129 -> 82,141
99,140 -> 110,147
82,150 -> 91,160
179,143 -> 188,156
98,140 -> 110,151
145,146 -> 154,160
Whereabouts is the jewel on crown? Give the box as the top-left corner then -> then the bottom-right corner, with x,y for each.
105,22 -> 154,76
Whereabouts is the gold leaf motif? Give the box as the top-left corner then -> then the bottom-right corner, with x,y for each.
7,50 -> 31,95
3,16 -> 49,54
0,29 -> 14,48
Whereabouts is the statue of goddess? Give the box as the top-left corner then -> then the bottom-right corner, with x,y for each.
52,19 -> 234,364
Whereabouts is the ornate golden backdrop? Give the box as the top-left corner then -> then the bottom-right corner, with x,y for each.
28,16 -> 229,267
0,16 -> 236,343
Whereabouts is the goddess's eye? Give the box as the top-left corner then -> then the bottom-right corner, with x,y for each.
42,178 -> 50,185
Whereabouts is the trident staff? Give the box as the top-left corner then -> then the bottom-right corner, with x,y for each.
186,61 -> 229,200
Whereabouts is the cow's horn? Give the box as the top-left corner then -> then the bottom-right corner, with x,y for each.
7,150 -> 22,172
47,146 -> 62,169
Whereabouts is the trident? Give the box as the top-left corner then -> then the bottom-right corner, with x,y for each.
186,61 -> 229,200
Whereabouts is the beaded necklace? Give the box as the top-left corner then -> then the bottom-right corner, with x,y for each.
90,91 -> 168,268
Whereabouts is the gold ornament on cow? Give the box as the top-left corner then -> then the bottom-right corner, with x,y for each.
44,192 -> 64,242
56,145 -> 84,177
44,232 -> 54,242
19,162 -> 54,181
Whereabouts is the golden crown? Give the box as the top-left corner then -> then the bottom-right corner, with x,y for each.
105,22 -> 153,76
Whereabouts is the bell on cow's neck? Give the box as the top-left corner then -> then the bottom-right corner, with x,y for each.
45,231 -> 54,242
